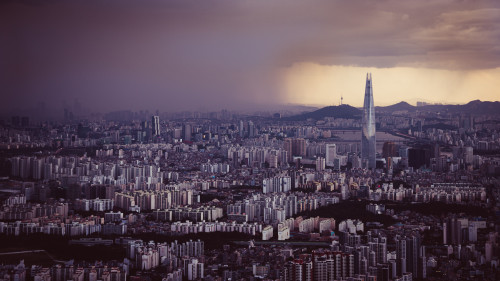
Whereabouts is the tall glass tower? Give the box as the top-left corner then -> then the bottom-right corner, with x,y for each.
362,73 -> 376,169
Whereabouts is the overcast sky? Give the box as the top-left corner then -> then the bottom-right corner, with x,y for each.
1,0 -> 499,114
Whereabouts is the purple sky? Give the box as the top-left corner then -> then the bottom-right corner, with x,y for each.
1,0 -> 499,115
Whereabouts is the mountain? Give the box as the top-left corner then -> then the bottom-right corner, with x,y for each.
448,100 -> 500,115
285,104 -> 361,121
376,100 -> 500,115
410,100 -> 500,115
285,100 -> 500,121
376,101 -> 415,112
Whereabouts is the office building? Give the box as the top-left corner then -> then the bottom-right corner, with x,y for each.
361,73 -> 376,169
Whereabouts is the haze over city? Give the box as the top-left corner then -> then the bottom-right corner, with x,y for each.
1,0 -> 500,115
1,1 -> 500,281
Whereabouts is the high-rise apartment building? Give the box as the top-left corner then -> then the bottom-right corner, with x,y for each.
263,176 -> 291,194
152,116 -> 160,137
316,157 -> 325,171
361,73 -> 376,169
325,144 -> 337,166
239,120 -> 245,138
183,123 -> 192,141
284,138 -> 306,162
184,258 -> 204,280
248,121 -> 255,138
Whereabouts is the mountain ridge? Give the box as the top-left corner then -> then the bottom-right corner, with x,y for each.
377,100 -> 500,115
287,100 -> 500,120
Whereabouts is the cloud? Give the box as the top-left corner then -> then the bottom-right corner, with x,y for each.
281,63 -> 500,107
408,7 -> 500,69
0,0 -> 499,114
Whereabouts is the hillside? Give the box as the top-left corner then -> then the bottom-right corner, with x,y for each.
285,104 -> 361,121
285,100 -> 500,121
376,101 -> 415,112
378,100 -> 500,115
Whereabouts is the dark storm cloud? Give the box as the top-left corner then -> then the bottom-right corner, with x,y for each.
1,0 -> 499,113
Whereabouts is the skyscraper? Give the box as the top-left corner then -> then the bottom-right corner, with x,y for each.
361,73 -> 376,169
248,121 -> 255,138
152,115 -> 160,137
239,120 -> 245,138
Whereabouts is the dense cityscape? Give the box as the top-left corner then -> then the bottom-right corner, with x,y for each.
0,74 -> 499,281
2,1 -> 500,280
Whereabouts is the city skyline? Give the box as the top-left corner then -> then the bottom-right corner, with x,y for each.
1,1 -> 500,281
1,0 -> 500,114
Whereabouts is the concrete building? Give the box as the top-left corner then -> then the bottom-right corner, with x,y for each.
262,225 -> 273,240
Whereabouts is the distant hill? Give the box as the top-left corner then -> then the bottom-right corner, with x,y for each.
377,100 -> 500,115
439,100 -> 500,115
376,101 -> 415,112
285,100 -> 500,121
285,104 -> 361,121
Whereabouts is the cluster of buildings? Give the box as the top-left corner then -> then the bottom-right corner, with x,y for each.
0,198 -> 68,221
169,221 -> 264,236
114,189 -> 194,212
16,262 -> 129,281
226,192 -> 340,225
126,239 -> 204,280
0,218 -> 127,237
361,182 -> 487,205
152,206 -> 223,222
0,75 -> 498,280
